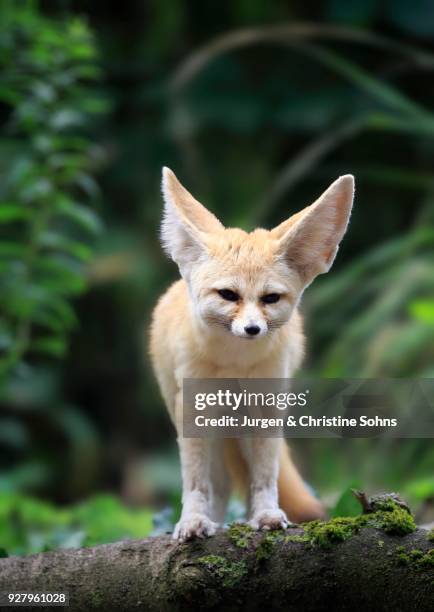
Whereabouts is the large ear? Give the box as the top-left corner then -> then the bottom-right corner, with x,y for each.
160,167 -> 223,275
271,175 -> 354,287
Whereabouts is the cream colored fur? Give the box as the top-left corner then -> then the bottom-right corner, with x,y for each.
150,167 -> 354,541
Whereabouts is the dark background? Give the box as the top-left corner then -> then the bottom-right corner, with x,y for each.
0,0 -> 433,554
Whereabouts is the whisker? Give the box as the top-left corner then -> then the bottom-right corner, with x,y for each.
268,319 -> 287,330
204,314 -> 231,330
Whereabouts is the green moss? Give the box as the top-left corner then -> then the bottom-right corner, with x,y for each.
377,540 -> 384,548
285,534 -> 310,544
395,545 -> 410,566
409,548 -> 424,559
371,502 -> 416,535
197,554 -> 225,565
302,516 -> 367,548
301,497 -> 415,549
369,498 -> 401,512
89,592 -> 103,608
255,530 -> 285,561
395,546 -> 434,569
228,523 -> 255,549
419,549 -> 434,567
197,555 -> 247,588
428,528 -> 434,542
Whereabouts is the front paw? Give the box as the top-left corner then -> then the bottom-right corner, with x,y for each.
173,514 -> 218,542
249,508 -> 290,531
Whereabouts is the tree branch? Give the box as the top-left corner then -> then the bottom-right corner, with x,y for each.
0,523 -> 433,611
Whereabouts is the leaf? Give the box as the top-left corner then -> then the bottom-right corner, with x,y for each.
0,492 -> 153,556
298,43 -> 431,119
408,300 -> 434,325
48,298 -> 78,329
35,255 -> 86,295
79,96 -> 111,114
20,178 -> 54,202
47,152 -> 87,171
37,231 -> 93,261
367,112 -> 434,136
49,109 -> 85,130
0,325 -> 13,351
331,484 -> 363,518
31,302 -> 76,333
30,336 -> 67,358
405,477 -> 434,502
74,172 -> 100,198
170,22 -> 434,92
0,242 -> 27,258
2,285 -> 54,318
0,365 -> 59,408
57,197 -> 103,234
31,81 -> 56,103
0,418 -> 28,450
0,204 -> 29,223
73,495 -> 153,546
0,84 -> 21,105
74,64 -> 102,79
56,528 -> 86,550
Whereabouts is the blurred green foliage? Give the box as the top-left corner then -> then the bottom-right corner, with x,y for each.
330,485 -> 363,518
307,228 -> 434,376
0,492 -> 152,556
0,0 -> 105,376
0,2 -> 107,506
0,0 -> 434,552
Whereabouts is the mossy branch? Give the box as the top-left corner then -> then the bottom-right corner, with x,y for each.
0,498 -> 433,611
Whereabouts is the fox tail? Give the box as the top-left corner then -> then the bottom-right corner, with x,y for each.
277,442 -> 325,523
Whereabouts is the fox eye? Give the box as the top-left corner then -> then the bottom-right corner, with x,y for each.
217,289 -> 239,302
261,293 -> 280,304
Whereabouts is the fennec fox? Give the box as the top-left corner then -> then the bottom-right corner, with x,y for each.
150,167 -> 354,541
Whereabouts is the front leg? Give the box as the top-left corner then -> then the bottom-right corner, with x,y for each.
173,435 -> 218,541
240,438 -> 289,530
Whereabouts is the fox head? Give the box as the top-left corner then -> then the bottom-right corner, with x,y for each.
160,167 -> 354,340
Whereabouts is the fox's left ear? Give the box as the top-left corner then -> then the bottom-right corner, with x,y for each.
272,175 -> 355,287
160,167 -> 223,276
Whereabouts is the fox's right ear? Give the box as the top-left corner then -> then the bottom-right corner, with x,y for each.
160,167 -> 223,276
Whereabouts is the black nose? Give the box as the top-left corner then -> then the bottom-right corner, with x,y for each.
245,325 -> 260,336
